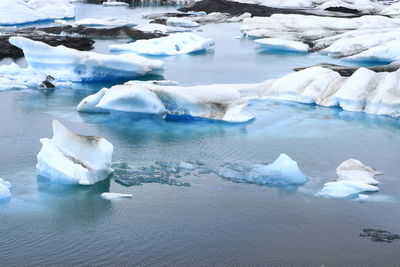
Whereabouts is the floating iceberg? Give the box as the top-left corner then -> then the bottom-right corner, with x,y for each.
255,38 -> 310,53
211,153 -> 308,186
109,33 -> 215,56
78,81 -> 254,123
36,120 -> 114,185
100,193 -> 133,200
134,23 -> 190,34
9,37 -> 164,82
319,159 -> 381,199
0,178 -> 11,200
0,0 -> 75,26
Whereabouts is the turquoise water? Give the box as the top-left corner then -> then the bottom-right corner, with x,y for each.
0,3 -> 399,266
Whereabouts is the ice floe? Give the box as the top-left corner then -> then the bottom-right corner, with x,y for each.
9,37 -> 164,82
36,120 -> 114,185
166,17 -> 200,28
134,23 -> 191,34
57,17 -> 136,27
103,1 -> 130,6
0,0 -> 75,26
109,32 -> 215,56
0,178 -> 12,200
100,193 -> 133,200
319,159 -> 381,199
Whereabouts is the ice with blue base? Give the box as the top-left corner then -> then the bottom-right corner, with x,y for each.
109,33 -> 215,56
78,81 -> 254,123
9,37 -> 164,83
0,178 -> 11,200
255,38 -> 309,53
36,120 -> 114,185
0,0 -> 74,26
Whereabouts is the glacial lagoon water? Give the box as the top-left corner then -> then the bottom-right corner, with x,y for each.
1,3 -> 400,266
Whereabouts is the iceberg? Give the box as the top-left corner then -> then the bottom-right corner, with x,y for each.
36,120 -> 114,185
60,17 -> 136,27
319,159 -> 381,199
9,37 -> 164,82
78,81 -> 254,123
0,178 -> 11,200
0,0 -> 75,26
255,38 -> 309,53
109,32 -> 215,56
134,23 -> 190,34
100,193 -> 133,200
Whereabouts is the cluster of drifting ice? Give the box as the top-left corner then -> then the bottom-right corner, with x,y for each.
0,0 -> 74,26
9,37 -> 164,82
210,153 -> 308,186
319,159 -> 381,199
78,81 -> 254,123
242,14 -> 400,62
109,33 -> 215,56
0,178 -> 11,200
36,120 -> 114,185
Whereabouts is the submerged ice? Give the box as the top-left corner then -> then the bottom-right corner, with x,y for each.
36,120 -> 114,185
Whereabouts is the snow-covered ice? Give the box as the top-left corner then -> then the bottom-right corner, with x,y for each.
109,32 -> 215,56
336,158 -> 382,185
36,120 -> 114,185
0,0 -> 75,26
0,178 -> 11,200
9,37 -> 164,82
100,193 -> 133,200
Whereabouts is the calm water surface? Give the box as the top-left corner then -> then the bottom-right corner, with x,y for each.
0,3 -> 399,267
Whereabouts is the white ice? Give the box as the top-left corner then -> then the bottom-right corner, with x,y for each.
0,0 -> 74,26
0,178 -> 11,200
101,193 -> 133,200
255,38 -> 310,53
103,1 -> 129,6
134,23 -> 191,34
166,17 -> 199,28
9,37 -> 164,82
109,32 -> 215,56
36,120 -> 114,185
58,17 -> 136,27
318,159 -> 381,199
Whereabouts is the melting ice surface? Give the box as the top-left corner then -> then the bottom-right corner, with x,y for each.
1,2 -> 400,267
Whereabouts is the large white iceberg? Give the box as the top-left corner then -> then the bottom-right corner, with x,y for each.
78,81 -> 254,123
109,32 -> 215,56
242,14 -> 400,62
9,37 -> 164,82
0,178 -> 11,200
319,159 -> 381,199
36,120 -> 114,185
0,0 -> 75,26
